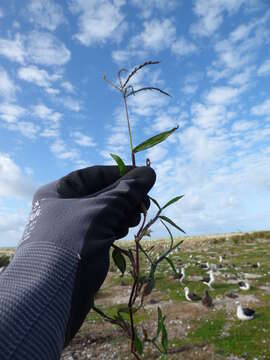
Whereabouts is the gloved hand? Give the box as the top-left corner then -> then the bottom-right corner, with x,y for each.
18,165 -> 156,347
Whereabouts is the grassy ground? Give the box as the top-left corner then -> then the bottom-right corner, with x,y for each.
1,232 -> 269,359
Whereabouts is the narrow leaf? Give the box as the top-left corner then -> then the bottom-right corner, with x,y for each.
164,256 -> 178,276
162,195 -> 184,210
161,323 -> 168,354
134,329 -> 143,355
156,307 -> 163,338
112,247 -> 126,275
149,196 -> 161,210
123,61 -> 160,88
159,215 -> 186,234
133,126 -> 179,153
159,219 -> 174,250
118,306 -> 138,314
110,153 -> 127,176
126,87 -> 171,98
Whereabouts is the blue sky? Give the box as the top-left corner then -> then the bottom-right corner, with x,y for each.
0,0 -> 270,247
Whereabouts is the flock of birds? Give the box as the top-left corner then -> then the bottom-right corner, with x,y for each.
175,254 -> 257,320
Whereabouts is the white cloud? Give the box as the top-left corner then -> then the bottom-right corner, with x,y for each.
0,8 -> 4,18
50,138 -> 79,160
0,67 -> 18,100
131,0 -> 178,18
27,0 -> 65,31
71,131 -> 96,147
61,81 -> 74,93
257,59 -> 270,76
18,65 -> 61,88
231,120 -> 257,132
182,83 -> 198,95
0,32 -> 71,67
69,0 -> 126,46
0,34 -> 25,63
146,144 -> 168,163
251,98 -> 270,117
26,31 -> 71,66
208,12 -> 270,82
151,113 -> 176,132
45,87 -> 60,95
33,103 -> 61,121
59,96 -> 81,112
179,126 -> 227,163
230,23 -> 254,42
171,37 -> 197,56
112,19 -> 195,64
112,48 -> 147,64
214,39 -> 249,70
131,18 -> 176,51
191,102 -> 227,130
229,68 -> 252,85
0,153 -> 35,199
32,103 -> 61,137
128,90 -> 169,117
0,210 -> 29,247
190,0 -> 245,37
206,86 -> 242,105
9,121 -> 40,139
0,103 -> 25,123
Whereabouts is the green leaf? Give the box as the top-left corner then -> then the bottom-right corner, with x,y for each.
159,215 -> 186,234
162,195 -> 184,210
164,256 -> 178,276
134,329 -> 144,355
110,153 -> 127,176
133,126 -> 179,153
149,196 -> 161,210
159,219 -> 174,250
161,323 -> 168,354
112,247 -> 126,275
117,306 -> 138,314
156,307 -> 163,338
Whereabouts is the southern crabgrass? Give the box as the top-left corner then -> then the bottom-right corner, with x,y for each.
92,61 -> 184,359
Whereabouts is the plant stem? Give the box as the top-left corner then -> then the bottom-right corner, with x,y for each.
122,91 -> 135,167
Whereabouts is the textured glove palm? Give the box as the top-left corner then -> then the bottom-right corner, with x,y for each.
18,165 -> 156,346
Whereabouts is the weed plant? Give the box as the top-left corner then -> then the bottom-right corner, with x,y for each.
92,61 -> 186,359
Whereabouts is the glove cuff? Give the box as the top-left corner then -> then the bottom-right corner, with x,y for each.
0,242 -> 79,360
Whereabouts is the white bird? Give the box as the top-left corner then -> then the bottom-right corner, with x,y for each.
179,267 -> 185,283
202,270 -> 215,289
236,301 -> 255,320
219,255 -> 223,263
184,287 -> 201,302
238,281 -> 250,291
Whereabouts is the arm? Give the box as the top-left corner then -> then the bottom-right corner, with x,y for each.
0,165 -> 156,360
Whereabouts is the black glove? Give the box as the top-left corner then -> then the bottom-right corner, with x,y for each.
19,165 -> 156,346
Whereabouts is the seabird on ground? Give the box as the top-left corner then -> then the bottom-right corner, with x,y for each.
251,262 -> 260,268
202,270 -> 215,289
199,261 -> 209,269
179,267 -> 185,283
202,290 -> 213,307
184,287 -> 202,301
238,281 -> 250,290
236,301 -> 255,320
219,255 -> 223,263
